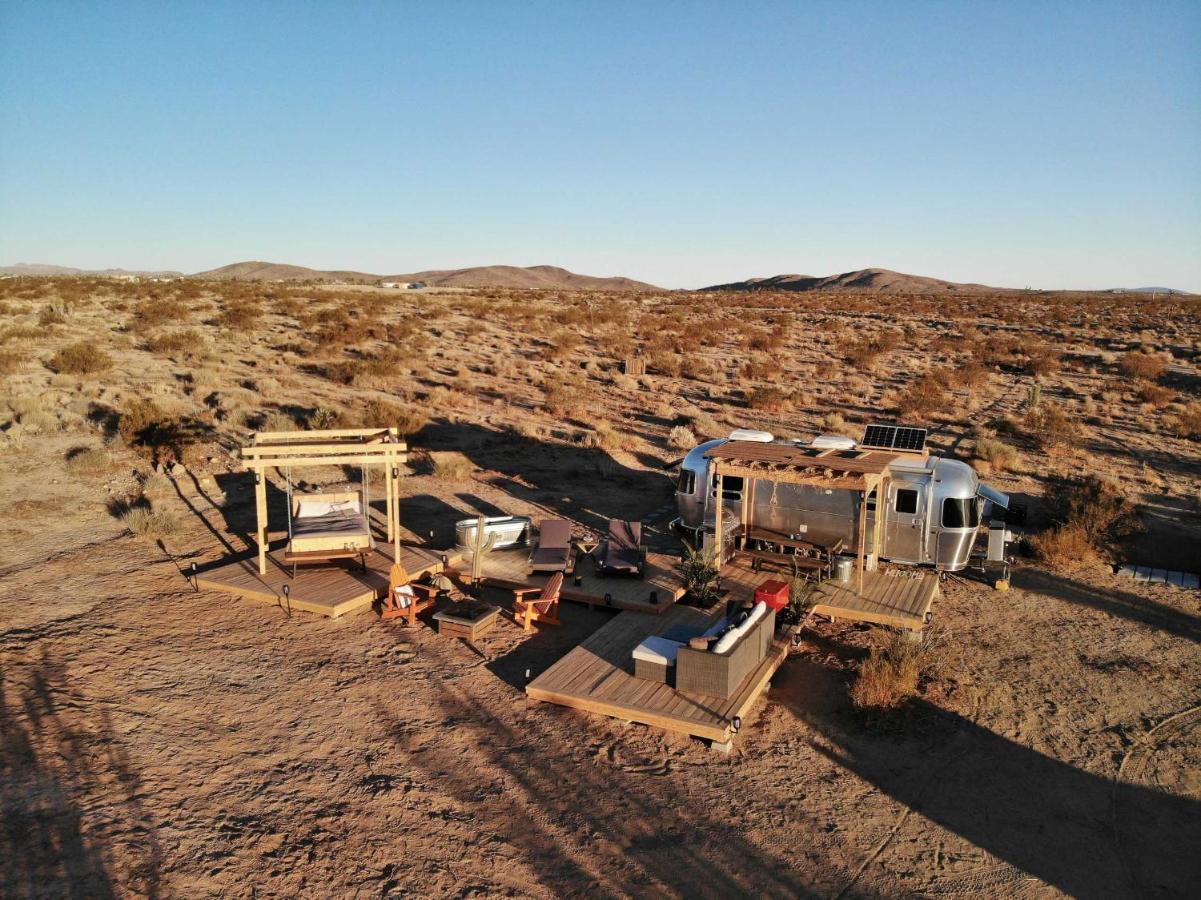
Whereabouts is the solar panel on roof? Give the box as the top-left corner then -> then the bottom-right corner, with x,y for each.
860,423 -> 927,452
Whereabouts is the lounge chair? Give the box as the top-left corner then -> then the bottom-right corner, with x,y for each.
511,572 -> 563,632
529,519 -> 575,574
597,518 -> 645,577
380,562 -> 439,626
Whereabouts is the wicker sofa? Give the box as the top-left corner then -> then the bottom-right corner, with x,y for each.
675,604 -> 776,698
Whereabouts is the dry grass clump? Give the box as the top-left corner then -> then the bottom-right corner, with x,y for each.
146,329 -> 204,356
48,342 -> 113,375
121,505 -> 184,541
896,373 -> 946,417
1136,382 -> 1174,409
1024,345 -> 1063,377
117,399 -> 208,464
747,386 -> 792,413
216,302 -> 262,330
843,331 -> 899,370
850,632 -> 920,710
1031,523 -> 1100,569
1024,402 -> 1080,449
1118,350 -> 1167,381
1167,402 -> 1201,440
667,425 -> 696,450
65,446 -> 115,476
8,395 -> 57,432
974,436 -> 1019,473
38,304 -> 67,327
429,451 -> 473,482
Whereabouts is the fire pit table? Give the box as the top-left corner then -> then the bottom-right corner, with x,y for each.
433,599 -> 501,641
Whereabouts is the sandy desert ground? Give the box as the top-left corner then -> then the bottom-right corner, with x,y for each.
1,277 -> 1200,898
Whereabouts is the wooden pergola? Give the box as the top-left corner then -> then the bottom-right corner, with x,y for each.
241,428 -> 409,576
703,441 -> 899,591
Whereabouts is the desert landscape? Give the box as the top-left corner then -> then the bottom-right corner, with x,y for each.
1,269 -> 1198,897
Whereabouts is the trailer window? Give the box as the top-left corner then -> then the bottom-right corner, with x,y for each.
712,474 -> 743,498
942,497 -> 980,529
894,489 -> 918,514
676,471 -> 695,494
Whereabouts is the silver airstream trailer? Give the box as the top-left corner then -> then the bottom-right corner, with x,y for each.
673,427 -> 1009,573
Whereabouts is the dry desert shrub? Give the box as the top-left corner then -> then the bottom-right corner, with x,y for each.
1024,345 -> 1063,377
38,304 -> 67,327
146,328 -> 205,356
1024,403 -> 1080,449
896,373 -> 946,417
1167,402 -> 1201,440
1118,349 -> 1167,381
668,425 -> 696,450
851,632 -> 921,710
429,451 -> 473,482
820,411 -> 847,433
1136,382 -> 1174,409
1031,523 -> 1101,569
747,386 -> 792,413
47,342 -> 113,375
974,436 -> 1019,473
121,505 -> 184,541
64,446 -> 115,476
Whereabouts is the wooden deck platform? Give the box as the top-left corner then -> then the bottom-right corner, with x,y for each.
719,562 -> 939,631
526,604 -> 794,746
452,548 -> 685,615
194,543 -> 450,618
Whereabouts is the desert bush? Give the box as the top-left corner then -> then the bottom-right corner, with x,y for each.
821,411 -> 847,433
1118,350 -> 1166,381
429,451 -> 473,482
896,374 -> 946,417
974,437 -> 1019,473
1167,402 -> 1201,440
1043,475 -> 1140,546
216,302 -> 262,330
850,632 -> 921,710
1031,523 -> 1100,570
1136,383 -> 1174,409
146,329 -> 204,356
543,382 -> 570,417
359,397 -> 406,429
307,406 -> 340,429
48,342 -> 113,375
117,399 -> 207,464
1024,345 -> 1062,377
8,395 -> 57,432
668,425 -> 696,450
38,304 -> 67,327
1024,403 -> 1080,449
260,410 -> 299,432
747,386 -> 792,413
65,446 -> 114,476
121,505 -> 184,541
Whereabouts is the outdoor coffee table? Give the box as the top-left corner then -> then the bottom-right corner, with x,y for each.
433,599 -> 501,641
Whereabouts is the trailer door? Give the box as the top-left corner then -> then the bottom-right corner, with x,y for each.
885,482 -> 925,563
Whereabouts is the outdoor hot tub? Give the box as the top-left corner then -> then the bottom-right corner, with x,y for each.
454,515 -> 532,551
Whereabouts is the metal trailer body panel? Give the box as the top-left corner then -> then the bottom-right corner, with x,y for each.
675,437 -> 987,572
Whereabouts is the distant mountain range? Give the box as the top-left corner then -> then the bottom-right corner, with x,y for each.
0,262 -> 183,278
2,261 -> 1193,295
191,261 -> 659,291
703,268 -> 1002,293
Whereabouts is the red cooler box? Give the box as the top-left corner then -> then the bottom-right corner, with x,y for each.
754,579 -> 790,612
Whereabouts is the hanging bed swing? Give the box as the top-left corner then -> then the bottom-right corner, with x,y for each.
240,427 -> 409,578
282,462 -> 374,578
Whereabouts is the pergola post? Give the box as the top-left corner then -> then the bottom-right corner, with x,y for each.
391,465 -> 401,565
856,485 -> 868,593
870,474 -> 887,572
255,470 -> 268,576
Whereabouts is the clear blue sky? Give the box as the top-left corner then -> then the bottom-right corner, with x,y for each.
1,1 -> 1198,290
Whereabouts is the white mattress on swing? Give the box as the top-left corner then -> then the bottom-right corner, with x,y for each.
290,493 -> 373,551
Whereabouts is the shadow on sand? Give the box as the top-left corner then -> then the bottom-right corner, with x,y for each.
773,652 -> 1201,898
375,641 -> 867,898
1,650 -> 163,899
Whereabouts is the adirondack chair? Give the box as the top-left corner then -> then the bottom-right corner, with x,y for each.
511,572 -> 564,632
380,562 -> 439,626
